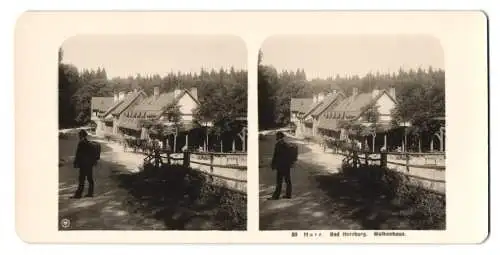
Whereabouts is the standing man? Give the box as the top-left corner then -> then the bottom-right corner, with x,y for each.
270,131 -> 296,200
72,130 -> 98,199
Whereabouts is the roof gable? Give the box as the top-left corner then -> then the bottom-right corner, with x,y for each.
353,90 -> 396,120
180,89 -> 200,105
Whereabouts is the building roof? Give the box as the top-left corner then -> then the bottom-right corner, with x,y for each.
91,97 -> 114,114
310,92 -> 345,117
290,98 -> 313,114
316,89 -> 397,131
102,91 -> 146,118
126,88 -> 199,119
302,100 -> 324,119
128,91 -> 177,118
117,88 -> 200,131
333,92 -> 374,118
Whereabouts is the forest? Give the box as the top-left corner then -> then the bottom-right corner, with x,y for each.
257,50 -> 446,146
58,48 -> 248,136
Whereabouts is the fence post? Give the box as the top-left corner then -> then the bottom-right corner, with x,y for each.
183,150 -> 191,168
166,151 -> 171,165
380,152 -> 387,168
364,152 -> 369,166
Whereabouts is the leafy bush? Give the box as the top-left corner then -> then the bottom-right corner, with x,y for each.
340,165 -> 445,229
118,163 -> 246,230
198,178 -> 247,230
383,169 -> 446,229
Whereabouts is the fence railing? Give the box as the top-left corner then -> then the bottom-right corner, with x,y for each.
338,149 -> 446,194
143,150 -> 247,194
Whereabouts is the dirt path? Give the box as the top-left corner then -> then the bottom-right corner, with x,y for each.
259,134 -> 364,230
259,132 -> 445,230
58,134 -> 165,230
58,133 -> 246,230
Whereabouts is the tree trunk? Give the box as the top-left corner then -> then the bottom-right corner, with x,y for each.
418,137 -> 422,153
173,134 -> 177,153
404,134 -> 407,152
434,131 -> 443,152
205,127 -> 209,151
238,128 -> 246,152
401,132 -> 405,152
403,128 -> 408,152
185,133 -> 189,151
384,134 -> 387,149
372,133 -> 376,152
439,132 -> 444,152
242,131 -> 246,152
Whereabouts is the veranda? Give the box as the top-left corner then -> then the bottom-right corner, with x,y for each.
317,119 -> 445,154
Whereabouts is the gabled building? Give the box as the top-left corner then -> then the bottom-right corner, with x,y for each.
118,87 -> 201,151
96,89 -> 147,137
295,93 -> 324,138
90,97 -> 114,122
119,87 -> 200,131
290,98 -> 313,123
294,89 -> 346,138
290,98 -> 313,136
317,87 -> 398,149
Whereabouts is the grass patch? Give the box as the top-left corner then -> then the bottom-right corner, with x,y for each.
114,163 -> 246,230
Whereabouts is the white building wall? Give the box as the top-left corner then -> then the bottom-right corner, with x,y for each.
374,93 -> 396,123
177,93 -> 199,122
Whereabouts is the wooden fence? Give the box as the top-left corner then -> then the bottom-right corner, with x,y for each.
339,150 -> 446,194
144,150 -> 247,195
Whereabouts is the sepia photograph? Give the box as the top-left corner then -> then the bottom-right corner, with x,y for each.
58,35 -> 248,230
258,35 -> 446,231
15,11 -> 487,244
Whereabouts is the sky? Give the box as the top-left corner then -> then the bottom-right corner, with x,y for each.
260,35 -> 444,79
61,35 -> 247,79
